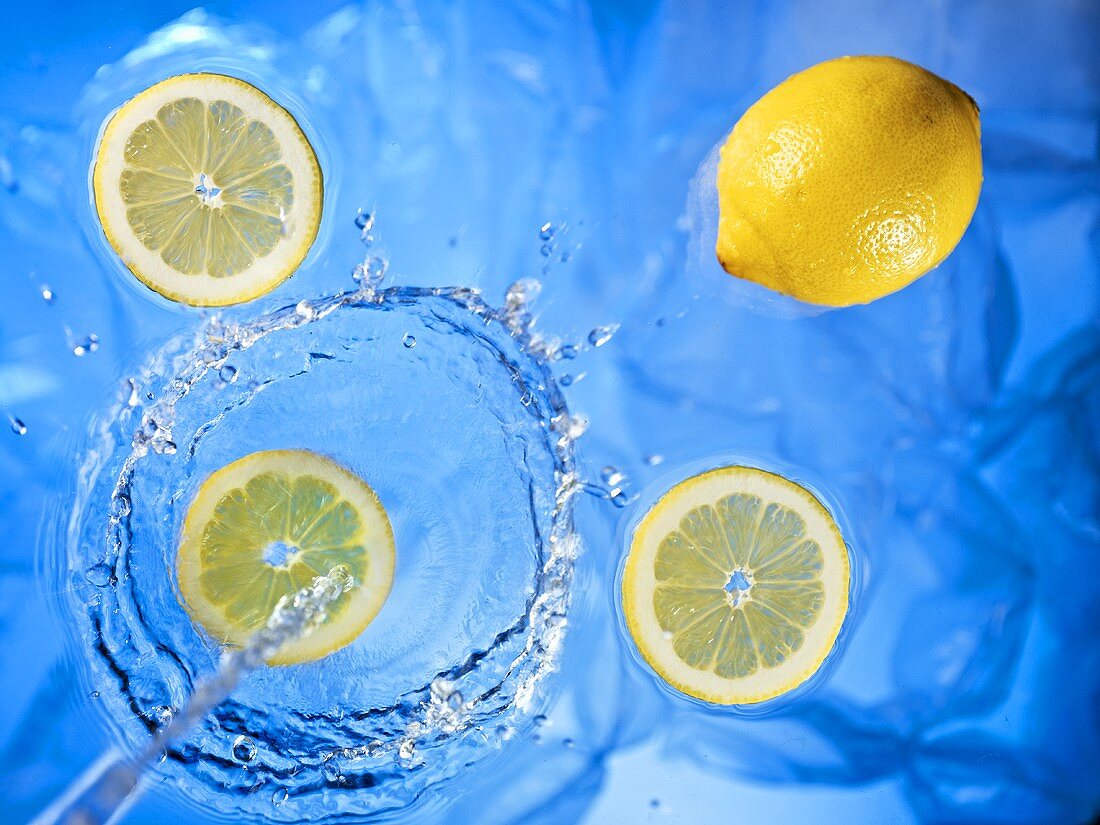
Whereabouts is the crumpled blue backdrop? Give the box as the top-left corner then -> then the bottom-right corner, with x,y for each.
1,1 -> 1098,823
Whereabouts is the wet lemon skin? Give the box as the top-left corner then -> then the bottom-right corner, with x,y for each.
716,55 -> 982,306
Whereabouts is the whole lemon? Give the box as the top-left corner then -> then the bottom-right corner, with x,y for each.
715,55 -> 982,306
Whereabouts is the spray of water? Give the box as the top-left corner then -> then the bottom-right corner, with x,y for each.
33,568 -> 355,825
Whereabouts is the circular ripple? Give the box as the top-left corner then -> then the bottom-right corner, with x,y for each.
64,286 -> 578,820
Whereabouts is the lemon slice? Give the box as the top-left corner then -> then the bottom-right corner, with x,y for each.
176,450 -> 394,665
622,466 -> 849,704
92,73 -> 323,307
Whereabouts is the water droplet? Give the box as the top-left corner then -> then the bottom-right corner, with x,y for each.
563,737 -> 575,748
72,333 -> 100,357
560,251 -> 571,263
232,735 -> 257,763
8,416 -> 26,436
354,256 -> 387,291
610,489 -> 630,508
355,210 -> 375,245
540,243 -> 553,257
650,798 -> 661,809
125,378 -> 140,408
560,374 -> 574,387
645,453 -> 665,466
272,788 -> 289,807
601,466 -> 625,486
0,156 -> 16,193
402,333 -> 417,349
587,324 -> 618,348
295,301 -> 316,321
88,691 -> 100,700
539,222 -> 555,241
40,286 -> 54,304
111,494 -> 131,519
533,714 -> 549,727
558,344 -> 578,360
520,392 -> 534,407
555,414 -> 588,441
85,563 -> 113,587
505,278 -> 542,309
218,365 -> 238,385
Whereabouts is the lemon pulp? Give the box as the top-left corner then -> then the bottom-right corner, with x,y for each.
715,55 -> 982,306
622,466 -> 849,704
176,450 -> 394,665
93,73 -> 322,307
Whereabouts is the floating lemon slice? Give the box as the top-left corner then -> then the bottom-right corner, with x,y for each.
622,466 -> 849,704
92,73 -> 322,306
177,450 -> 394,665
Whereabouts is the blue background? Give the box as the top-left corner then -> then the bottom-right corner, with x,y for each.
2,1 -> 1098,823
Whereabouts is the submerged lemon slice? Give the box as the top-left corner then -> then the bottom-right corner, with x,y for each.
622,466 -> 849,704
92,73 -> 322,306
177,450 -> 394,665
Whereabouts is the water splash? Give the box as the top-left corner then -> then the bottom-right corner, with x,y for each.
34,568 -> 353,825
63,281 -> 580,820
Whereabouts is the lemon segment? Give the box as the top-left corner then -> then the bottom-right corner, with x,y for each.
176,450 -> 394,665
622,466 -> 849,704
716,55 -> 982,306
93,73 -> 322,307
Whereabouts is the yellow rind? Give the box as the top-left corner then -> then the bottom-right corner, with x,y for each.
715,55 -> 982,307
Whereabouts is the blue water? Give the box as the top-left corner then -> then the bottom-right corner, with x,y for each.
2,2 -> 1098,824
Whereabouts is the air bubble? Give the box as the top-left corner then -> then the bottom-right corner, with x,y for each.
402,333 -> 417,349
539,222 -> 555,241
558,344 -> 578,360
218,365 -> 238,385
41,286 -> 54,304
272,788 -> 289,807
8,416 -> 26,436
